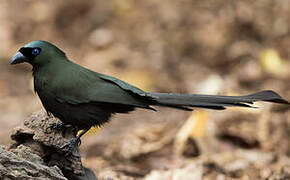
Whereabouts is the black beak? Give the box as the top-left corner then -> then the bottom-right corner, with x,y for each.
10,52 -> 28,65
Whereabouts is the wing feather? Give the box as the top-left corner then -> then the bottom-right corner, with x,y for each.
53,62 -> 154,109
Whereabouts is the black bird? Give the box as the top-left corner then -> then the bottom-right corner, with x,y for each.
10,40 -> 289,154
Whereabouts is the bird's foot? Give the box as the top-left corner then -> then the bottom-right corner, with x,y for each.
46,111 -> 54,118
49,121 -> 65,131
60,138 -> 81,157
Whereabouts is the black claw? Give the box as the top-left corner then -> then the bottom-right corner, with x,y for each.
60,138 -> 80,157
49,121 -> 65,131
59,128 -> 90,156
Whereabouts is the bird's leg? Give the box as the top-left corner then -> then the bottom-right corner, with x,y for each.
60,127 -> 91,156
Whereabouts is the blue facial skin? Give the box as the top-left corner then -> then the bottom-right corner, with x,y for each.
32,48 -> 40,56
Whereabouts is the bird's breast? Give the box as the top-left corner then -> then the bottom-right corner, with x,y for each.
33,76 -> 49,93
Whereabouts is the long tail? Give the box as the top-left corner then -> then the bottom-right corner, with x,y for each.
150,90 -> 289,111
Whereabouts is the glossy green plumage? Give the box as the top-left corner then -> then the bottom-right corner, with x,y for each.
11,41 -> 289,130
34,59 -> 154,108
27,41 -> 155,128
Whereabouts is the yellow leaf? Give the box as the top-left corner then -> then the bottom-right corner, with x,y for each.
190,111 -> 208,138
260,49 -> 286,77
174,110 -> 209,155
118,70 -> 157,92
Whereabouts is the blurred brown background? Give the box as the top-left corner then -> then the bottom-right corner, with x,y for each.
0,0 -> 290,179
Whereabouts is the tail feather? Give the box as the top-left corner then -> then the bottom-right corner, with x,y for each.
150,90 -> 289,110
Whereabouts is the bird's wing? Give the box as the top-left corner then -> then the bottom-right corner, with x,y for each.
97,73 -> 151,97
53,63 -> 154,109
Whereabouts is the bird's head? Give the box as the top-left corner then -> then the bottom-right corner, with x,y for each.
10,40 -> 66,68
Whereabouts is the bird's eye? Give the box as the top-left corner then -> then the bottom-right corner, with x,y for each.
31,48 -> 40,56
